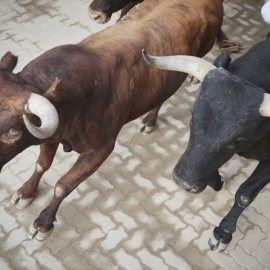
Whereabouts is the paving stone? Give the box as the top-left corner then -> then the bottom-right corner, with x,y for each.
137,248 -> 169,270
0,0 -> 270,269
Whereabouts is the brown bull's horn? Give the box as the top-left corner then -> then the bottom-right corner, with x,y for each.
23,93 -> 59,139
142,49 -> 216,82
259,93 -> 270,117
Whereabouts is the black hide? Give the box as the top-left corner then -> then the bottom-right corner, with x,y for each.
173,36 -> 270,252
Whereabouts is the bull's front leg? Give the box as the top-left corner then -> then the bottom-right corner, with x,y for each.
11,142 -> 58,209
139,104 -> 162,134
28,143 -> 114,241
208,161 -> 270,252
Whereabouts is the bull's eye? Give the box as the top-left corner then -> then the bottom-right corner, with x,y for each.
0,128 -> 22,144
9,129 -> 20,136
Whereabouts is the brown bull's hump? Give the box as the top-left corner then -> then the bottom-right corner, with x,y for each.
75,0 -> 224,129
80,0 -> 223,52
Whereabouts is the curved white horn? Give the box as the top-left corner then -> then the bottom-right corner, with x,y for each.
259,93 -> 270,117
23,93 -> 59,139
142,49 -> 216,82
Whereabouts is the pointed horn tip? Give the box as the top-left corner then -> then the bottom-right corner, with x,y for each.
22,114 -> 27,122
142,49 -> 155,65
259,108 -> 265,116
259,107 -> 270,117
142,49 -> 148,60
259,94 -> 270,117
23,114 -> 35,131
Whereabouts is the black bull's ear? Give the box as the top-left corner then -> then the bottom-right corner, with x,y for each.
213,50 -> 232,69
0,52 -> 18,72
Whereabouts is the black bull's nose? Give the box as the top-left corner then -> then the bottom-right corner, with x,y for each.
173,170 -> 224,193
173,172 -> 204,194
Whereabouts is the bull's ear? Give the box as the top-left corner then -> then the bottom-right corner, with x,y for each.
0,52 -> 18,72
45,77 -> 62,95
213,50 -> 231,69
259,93 -> 270,117
44,77 -> 63,101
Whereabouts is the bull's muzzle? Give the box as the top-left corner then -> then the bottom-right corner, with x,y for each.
88,7 -> 111,24
173,172 -> 203,194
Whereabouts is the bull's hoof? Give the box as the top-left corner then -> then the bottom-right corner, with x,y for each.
28,223 -> 53,241
208,227 -> 232,252
221,176 -> 227,190
188,75 -> 200,84
139,123 -> 155,134
208,235 -> 229,252
11,192 -> 34,209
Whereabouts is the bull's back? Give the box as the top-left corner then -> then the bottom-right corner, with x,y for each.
78,0 -> 224,122
80,0 -> 223,57
228,38 -> 270,94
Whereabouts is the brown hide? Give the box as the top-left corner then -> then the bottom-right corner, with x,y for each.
59,0 -> 223,151
89,0 -> 143,23
1,0 -> 224,239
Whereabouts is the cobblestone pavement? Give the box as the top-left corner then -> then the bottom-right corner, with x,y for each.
0,0 -> 270,269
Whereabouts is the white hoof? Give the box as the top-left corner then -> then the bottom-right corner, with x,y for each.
11,192 -> 20,204
28,224 -> 53,241
17,198 -> 34,209
11,192 -> 34,209
138,124 -> 155,134
208,233 -> 229,253
221,175 -> 228,190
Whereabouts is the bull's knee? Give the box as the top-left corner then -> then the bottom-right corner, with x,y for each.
237,194 -> 251,208
36,162 -> 44,173
36,160 -> 52,173
55,184 -> 65,198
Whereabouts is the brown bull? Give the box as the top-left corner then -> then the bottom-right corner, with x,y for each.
88,0 -> 142,24
2,0 -> 225,240
89,0 -> 241,133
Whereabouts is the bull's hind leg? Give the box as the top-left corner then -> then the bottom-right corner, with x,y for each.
11,142 -> 58,209
208,161 -> 270,252
139,104 -> 162,134
28,142 -> 114,241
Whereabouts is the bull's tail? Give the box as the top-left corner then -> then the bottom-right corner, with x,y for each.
216,29 -> 243,54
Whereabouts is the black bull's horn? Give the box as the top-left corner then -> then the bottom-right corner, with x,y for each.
142,49 -> 216,82
260,93 -> 270,117
142,50 -> 270,118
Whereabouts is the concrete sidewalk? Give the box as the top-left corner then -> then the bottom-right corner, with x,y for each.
0,0 -> 269,269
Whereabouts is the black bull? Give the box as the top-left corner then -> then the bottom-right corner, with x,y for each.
143,36 -> 270,252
